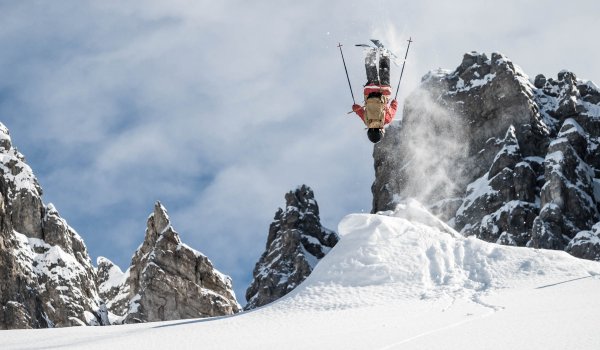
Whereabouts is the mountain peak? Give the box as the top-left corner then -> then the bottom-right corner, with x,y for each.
0,123 -> 105,329
245,185 -> 338,310
101,201 -> 240,324
0,122 -> 12,151
151,201 -> 171,236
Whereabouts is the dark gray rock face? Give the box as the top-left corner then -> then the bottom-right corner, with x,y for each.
100,202 -> 241,324
566,223 -> 600,260
373,52 -> 600,260
0,123 -> 106,329
245,185 -> 339,310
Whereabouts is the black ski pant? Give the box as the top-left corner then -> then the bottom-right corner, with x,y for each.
365,49 -> 390,86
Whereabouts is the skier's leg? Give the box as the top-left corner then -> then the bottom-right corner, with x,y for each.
379,50 -> 391,86
365,48 -> 379,85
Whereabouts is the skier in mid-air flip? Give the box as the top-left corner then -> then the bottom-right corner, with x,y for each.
337,38 -> 412,144
351,48 -> 398,143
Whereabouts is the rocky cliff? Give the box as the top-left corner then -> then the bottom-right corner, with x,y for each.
98,202 -> 241,323
373,51 -> 600,260
245,185 -> 339,310
0,122 -> 240,329
0,123 -> 106,329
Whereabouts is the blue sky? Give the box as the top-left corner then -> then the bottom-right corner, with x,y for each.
1,0 -> 599,302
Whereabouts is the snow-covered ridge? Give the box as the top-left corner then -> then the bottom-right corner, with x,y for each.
422,51 -> 533,95
97,256 -> 127,295
0,122 -> 41,198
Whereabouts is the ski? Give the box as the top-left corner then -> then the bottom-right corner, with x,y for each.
370,39 -> 385,48
355,39 -> 401,66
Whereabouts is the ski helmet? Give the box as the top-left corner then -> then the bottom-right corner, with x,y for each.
367,128 -> 383,143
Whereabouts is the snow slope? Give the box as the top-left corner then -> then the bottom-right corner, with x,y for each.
3,200 -> 600,349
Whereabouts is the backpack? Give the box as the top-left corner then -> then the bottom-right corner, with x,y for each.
364,95 -> 388,129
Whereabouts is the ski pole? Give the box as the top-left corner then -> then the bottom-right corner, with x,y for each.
394,37 -> 413,100
337,43 -> 356,105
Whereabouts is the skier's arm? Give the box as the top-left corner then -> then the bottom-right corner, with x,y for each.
352,104 -> 365,120
385,99 -> 398,124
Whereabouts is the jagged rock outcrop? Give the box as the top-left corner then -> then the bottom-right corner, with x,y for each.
0,123 -> 106,329
566,223 -> 600,260
373,51 -> 600,260
245,185 -> 339,310
96,256 -> 129,319
0,120 -> 241,329
99,202 -> 241,323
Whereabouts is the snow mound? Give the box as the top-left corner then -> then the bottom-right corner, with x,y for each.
278,199 -> 600,310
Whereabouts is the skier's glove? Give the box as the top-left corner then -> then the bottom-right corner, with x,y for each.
390,100 -> 398,108
352,104 -> 362,112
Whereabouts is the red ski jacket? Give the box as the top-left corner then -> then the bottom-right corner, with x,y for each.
352,98 -> 398,126
363,83 -> 392,97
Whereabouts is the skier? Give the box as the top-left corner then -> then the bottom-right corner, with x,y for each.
351,48 -> 398,143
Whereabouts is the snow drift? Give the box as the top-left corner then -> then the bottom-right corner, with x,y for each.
280,199 -> 599,310
3,200 -> 600,349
